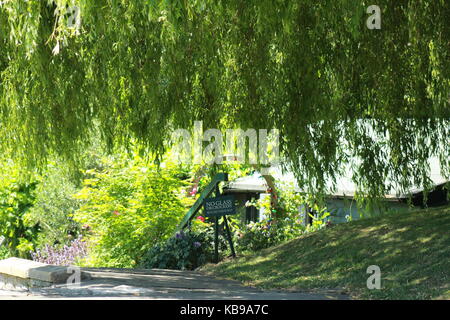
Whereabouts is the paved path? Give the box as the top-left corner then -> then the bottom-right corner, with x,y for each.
0,268 -> 350,300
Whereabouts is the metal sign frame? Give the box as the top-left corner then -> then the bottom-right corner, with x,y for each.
207,186 -> 236,262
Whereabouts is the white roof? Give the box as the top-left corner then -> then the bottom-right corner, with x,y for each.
226,156 -> 448,199
226,174 -> 268,193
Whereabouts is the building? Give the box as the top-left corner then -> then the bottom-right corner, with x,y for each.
222,158 -> 449,225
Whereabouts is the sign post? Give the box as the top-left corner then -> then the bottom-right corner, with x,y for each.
214,216 -> 219,263
204,194 -> 237,262
223,215 -> 236,258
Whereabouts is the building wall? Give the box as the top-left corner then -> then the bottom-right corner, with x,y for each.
325,198 -> 410,224
228,190 -> 413,226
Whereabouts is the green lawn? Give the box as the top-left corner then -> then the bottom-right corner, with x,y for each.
200,205 -> 450,299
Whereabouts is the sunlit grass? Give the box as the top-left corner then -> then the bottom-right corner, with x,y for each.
201,205 -> 450,299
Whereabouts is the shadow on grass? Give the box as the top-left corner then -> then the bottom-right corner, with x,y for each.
202,206 -> 450,299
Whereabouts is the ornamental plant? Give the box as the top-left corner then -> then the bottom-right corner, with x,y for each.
0,160 -> 39,258
141,229 -> 215,270
0,246 -> 10,260
30,236 -> 88,266
23,162 -> 82,249
72,156 -> 190,268
141,216 -> 231,270
238,180 -> 330,252
236,218 -> 306,252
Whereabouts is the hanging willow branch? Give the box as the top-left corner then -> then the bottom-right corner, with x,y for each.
0,0 -> 449,199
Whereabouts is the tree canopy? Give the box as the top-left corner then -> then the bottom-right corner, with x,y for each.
0,0 -> 449,199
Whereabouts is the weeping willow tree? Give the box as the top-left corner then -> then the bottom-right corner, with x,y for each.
0,0 -> 449,200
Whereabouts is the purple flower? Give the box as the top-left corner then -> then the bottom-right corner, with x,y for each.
175,231 -> 185,239
30,236 -> 88,266
193,242 -> 201,248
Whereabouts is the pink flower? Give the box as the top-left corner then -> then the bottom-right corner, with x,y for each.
189,187 -> 198,196
197,216 -> 205,222
113,210 -> 121,216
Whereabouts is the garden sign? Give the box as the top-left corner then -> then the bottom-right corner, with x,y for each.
203,194 -> 236,262
204,195 -> 236,217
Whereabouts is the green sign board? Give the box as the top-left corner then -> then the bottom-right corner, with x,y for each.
204,195 -> 236,217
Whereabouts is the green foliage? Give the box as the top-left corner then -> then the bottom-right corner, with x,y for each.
141,229 -> 216,271
0,246 -> 10,260
72,156 -> 188,267
238,180 -> 331,252
24,162 -> 82,248
0,161 -> 39,258
201,205 -> 450,300
274,181 -> 304,217
299,199 -> 332,232
142,211 -> 235,270
0,1 -> 448,202
237,218 -> 305,252
279,183 -> 332,231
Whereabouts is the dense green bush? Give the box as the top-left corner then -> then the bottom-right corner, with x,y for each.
141,229 -> 214,270
24,162 -> 82,249
237,181 -> 331,252
237,218 -> 306,252
0,161 -> 39,258
141,216 -> 232,270
0,246 -> 10,260
73,157 -> 189,268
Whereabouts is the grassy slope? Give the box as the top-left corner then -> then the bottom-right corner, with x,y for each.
200,206 -> 450,299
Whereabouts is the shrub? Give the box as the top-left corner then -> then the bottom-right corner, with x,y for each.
24,162 -> 82,249
237,218 -> 305,252
141,215 -> 233,270
141,229 -> 215,270
237,180 -> 331,252
0,246 -> 10,260
30,236 -> 88,266
0,161 -> 39,258
72,157 -> 189,268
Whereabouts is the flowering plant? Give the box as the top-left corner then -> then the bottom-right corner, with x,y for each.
72,157 -> 187,268
31,236 -> 88,266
